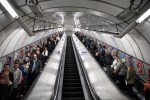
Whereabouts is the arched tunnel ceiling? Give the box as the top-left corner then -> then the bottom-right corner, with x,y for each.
10,0 -> 150,34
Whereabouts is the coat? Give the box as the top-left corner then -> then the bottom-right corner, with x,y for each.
28,59 -> 42,74
126,70 -> 136,85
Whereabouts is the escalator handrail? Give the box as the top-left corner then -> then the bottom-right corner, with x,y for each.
50,35 -> 67,100
72,35 -> 101,100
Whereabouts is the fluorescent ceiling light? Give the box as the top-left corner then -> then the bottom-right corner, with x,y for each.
136,8 -> 150,23
0,0 -> 18,18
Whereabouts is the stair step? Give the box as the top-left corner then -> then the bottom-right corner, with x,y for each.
63,79 -> 81,83
64,70 -> 78,73
64,75 -> 79,78
63,83 -> 82,87
62,97 -> 85,100
63,87 -> 83,92
62,92 -> 84,98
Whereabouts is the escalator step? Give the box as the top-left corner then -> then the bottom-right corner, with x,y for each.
64,73 -> 79,75
62,98 -> 84,100
63,87 -> 83,92
64,76 -> 80,79
62,92 -> 84,98
63,83 -> 82,87
64,70 -> 78,73
63,79 -> 81,83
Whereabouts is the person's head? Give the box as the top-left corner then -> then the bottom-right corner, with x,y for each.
23,60 -> 28,66
112,51 -> 119,59
103,46 -> 106,49
36,50 -> 40,55
14,59 -> 20,69
105,50 -> 109,55
99,44 -> 102,48
25,57 -> 29,62
36,47 -> 40,51
1,71 -> 7,78
44,47 -> 47,51
112,53 -> 119,59
27,52 -> 31,57
33,54 -> 38,60
3,64 -> 10,72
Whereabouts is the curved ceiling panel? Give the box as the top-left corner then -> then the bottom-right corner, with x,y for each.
35,31 -> 45,41
0,13 -> 14,31
13,0 -> 26,6
43,7 -> 122,24
99,35 -> 108,44
40,0 -> 123,16
20,6 -> 32,14
0,21 -> 19,45
3,29 -> 25,56
99,0 -> 130,8
125,34 -> 144,61
120,36 -> 136,57
112,37 -> 125,52
136,21 -> 150,43
101,35 -> 112,46
14,33 -> 28,51
107,36 -> 118,48
22,36 -> 31,47
129,29 -> 150,64
28,34 -> 37,45
0,27 -> 21,57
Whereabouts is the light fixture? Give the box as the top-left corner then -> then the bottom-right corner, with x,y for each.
136,8 -> 150,23
0,0 -> 18,18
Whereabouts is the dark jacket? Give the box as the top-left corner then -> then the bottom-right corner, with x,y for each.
104,54 -> 113,65
28,59 -> 42,74
1,71 -> 13,84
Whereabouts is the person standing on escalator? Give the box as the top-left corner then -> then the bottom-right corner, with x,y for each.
27,54 -> 42,88
104,50 -> 113,76
112,53 -> 126,91
126,66 -> 136,98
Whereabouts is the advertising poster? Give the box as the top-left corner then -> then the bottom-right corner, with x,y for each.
136,61 -> 144,75
6,56 -> 12,65
29,44 -> 33,52
14,52 -> 19,60
25,46 -> 29,54
20,49 -> 25,60
120,53 -> 126,63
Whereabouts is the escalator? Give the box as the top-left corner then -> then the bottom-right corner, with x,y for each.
62,36 -> 85,100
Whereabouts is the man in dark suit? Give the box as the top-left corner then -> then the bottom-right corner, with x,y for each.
27,54 -> 42,88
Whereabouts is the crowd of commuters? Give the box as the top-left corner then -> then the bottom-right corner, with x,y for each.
0,32 -> 63,100
75,32 -> 150,99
